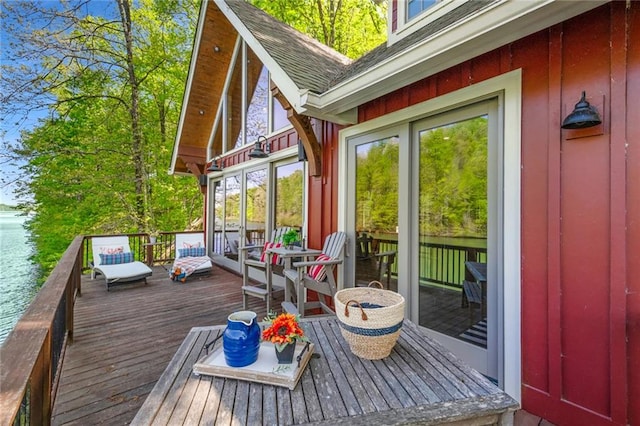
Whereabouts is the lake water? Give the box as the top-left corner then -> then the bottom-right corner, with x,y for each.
0,211 -> 40,344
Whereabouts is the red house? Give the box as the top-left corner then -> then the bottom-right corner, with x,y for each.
171,1 -> 639,424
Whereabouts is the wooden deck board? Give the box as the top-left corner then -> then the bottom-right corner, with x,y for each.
53,266 -> 517,425
52,266 -> 277,426
130,318 -> 518,425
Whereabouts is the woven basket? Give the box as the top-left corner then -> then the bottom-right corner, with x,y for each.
334,281 -> 405,360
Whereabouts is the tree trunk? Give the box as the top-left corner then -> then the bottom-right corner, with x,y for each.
117,0 -> 146,230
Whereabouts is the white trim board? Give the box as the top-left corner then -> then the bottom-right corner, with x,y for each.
338,70 -> 522,402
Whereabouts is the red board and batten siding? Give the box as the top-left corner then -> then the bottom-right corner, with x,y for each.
356,3 -> 638,425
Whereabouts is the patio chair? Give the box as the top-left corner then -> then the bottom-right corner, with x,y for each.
240,226 -> 291,312
282,231 -> 347,317
355,233 -> 396,289
171,233 -> 212,281
224,231 -> 260,261
91,236 -> 153,291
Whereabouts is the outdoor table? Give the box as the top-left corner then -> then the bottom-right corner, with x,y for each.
131,317 -> 517,425
266,247 -> 322,303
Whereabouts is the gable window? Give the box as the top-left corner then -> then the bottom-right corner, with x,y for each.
407,0 -> 438,20
242,49 -> 269,148
389,0 -> 463,46
209,41 -> 292,160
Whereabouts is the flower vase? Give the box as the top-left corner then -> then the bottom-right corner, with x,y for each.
275,342 -> 296,364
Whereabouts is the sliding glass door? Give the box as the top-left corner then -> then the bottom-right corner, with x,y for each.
412,100 -> 499,378
345,99 -> 501,381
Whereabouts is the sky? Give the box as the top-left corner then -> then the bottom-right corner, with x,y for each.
1,1 -> 116,207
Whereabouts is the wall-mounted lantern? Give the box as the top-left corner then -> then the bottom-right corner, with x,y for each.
248,135 -> 271,158
207,158 -> 224,172
297,139 -> 308,162
561,91 -> 602,129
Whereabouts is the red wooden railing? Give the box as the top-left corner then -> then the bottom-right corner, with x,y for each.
1,231 -> 203,425
0,236 -> 83,425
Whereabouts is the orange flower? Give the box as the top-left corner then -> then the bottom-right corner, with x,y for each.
262,312 -> 308,351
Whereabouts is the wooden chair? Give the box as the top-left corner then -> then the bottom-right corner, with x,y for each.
282,231 -> 347,317
240,227 -> 291,312
355,233 -> 396,289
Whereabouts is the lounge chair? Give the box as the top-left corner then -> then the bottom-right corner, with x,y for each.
240,226 -> 292,312
224,230 -> 260,261
91,236 -> 153,291
171,233 -> 212,281
282,231 -> 347,317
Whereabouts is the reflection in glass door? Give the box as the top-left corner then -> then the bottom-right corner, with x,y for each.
274,162 -> 304,233
244,168 -> 268,247
223,175 -> 242,262
354,137 -> 399,289
414,100 -> 498,379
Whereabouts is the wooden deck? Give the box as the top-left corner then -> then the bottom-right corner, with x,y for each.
51,265 -> 516,425
52,265 -> 277,425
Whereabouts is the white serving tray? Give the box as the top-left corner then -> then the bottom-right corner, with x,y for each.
193,341 -> 314,390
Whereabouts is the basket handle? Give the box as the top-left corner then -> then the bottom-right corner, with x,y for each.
344,300 -> 368,320
368,280 -> 384,289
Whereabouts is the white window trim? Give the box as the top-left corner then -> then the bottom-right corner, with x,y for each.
389,0 -> 464,46
338,69 -> 521,402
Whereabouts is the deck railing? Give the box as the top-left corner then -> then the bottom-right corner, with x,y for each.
80,231 -> 205,271
0,235 -> 83,426
1,231 -> 486,424
373,238 -> 487,288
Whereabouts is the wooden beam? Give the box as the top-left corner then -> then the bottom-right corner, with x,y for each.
185,162 -> 203,176
271,83 -> 322,176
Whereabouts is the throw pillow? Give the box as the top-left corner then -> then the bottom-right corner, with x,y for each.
99,245 -> 124,255
259,242 -> 283,264
309,254 -> 332,281
99,252 -> 134,265
178,247 -> 206,257
182,241 -> 202,248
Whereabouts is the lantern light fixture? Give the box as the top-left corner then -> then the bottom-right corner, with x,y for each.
248,135 -> 271,158
561,91 -> 602,129
207,157 -> 224,172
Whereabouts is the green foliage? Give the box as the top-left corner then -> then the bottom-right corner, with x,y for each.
4,0 -> 202,277
251,0 -> 387,59
280,229 -> 300,246
355,117 -> 488,239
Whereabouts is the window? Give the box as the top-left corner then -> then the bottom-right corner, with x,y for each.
407,0 -> 438,20
211,42 -> 292,158
274,162 -> 304,230
245,50 -> 269,145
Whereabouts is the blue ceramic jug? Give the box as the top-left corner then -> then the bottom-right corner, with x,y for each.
223,310 -> 260,367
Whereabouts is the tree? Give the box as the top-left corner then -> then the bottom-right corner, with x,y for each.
1,0 -> 201,273
251,0 -> 387,59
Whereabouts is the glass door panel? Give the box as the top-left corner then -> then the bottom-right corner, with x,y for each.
354,137 -> 399,289
413,99 -> 498,379
223,175 -> 242,262
212,180 -> 224,255
417,114 -> 488,342
274,162 -> 304,232
244,168 -> 268,247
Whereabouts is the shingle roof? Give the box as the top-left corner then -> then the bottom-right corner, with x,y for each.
225,0 -> 351,94
331,1 -> 495,87
225,0 -> 496,95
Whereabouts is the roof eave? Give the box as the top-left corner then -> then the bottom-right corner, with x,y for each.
169,0 -> 210,175
301,0 -> 608,117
